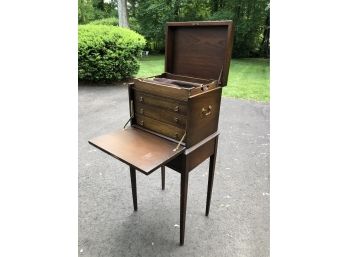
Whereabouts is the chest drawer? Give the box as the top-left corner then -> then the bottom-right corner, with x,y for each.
135,114 -> 186,141
135,103 -> 187,129
134,91 -> 187,116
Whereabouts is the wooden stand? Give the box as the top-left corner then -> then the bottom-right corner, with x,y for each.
88,21 -> 234,246
89,128 -> 219,245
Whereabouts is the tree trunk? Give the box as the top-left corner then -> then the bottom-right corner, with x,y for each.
117,0 -> 129,28
260,12 -> 270,58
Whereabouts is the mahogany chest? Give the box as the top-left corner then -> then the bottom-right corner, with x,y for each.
89,21 -> 235,245
128,21 -> 234,149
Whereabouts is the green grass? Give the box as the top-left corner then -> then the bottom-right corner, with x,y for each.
136,55 -> 269,102
137,55 -> 165,77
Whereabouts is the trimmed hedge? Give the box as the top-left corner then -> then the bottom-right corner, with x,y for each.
78,25 -> 146,81
89,17 -> 118,26
88,17 -> 141,33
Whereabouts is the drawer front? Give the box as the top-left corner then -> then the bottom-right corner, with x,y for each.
135,103 -> 187,129
134,91 -> 187,115
135,114 -> 186,141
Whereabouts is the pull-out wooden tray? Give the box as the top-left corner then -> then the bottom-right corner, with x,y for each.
88,127 -> 185,175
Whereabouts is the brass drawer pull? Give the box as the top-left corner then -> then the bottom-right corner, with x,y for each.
174,106 -> 179,112
201,105 -> 212,117
140,120 -> 144,126
139,96 -> 144,102
174,117 -> 179,123
140,108 -> 144,114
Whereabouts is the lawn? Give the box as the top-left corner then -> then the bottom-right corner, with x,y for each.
136,55 -> 269,102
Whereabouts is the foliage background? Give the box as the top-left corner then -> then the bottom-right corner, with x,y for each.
78,0 -> 270,58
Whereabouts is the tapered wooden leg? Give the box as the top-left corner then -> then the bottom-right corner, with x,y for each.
161,166 -> 165,190
206,137 -> 218,216
130,166 -> 137,211
180,168 -> 189,245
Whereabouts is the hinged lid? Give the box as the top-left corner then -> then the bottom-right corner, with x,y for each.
165,21 -> 234,86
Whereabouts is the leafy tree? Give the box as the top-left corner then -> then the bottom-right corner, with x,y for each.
78,0 -> 117,24
79,0 -> 270,58
136,0 -> 172,52
136,0 -> 212,52
78,0 -> 95,24
208,0 -> 269,57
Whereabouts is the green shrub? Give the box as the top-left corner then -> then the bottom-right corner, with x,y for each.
78,25 -> 146,81
88,17 -> 141,33
89,17 -> 118,26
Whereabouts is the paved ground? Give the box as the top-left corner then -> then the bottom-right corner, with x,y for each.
78,84 -> 270,257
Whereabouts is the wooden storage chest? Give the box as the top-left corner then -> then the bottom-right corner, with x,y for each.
89,20 -> 235,245
128,20 -> 234,149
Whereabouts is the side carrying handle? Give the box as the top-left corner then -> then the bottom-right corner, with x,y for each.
201,105 -> 212,117
173,132 -> 186,152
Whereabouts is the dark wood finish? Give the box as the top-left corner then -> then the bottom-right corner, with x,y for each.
187,137 -> 215,171
163,72 -> 215,84
135,114 -> 186,141
166,132 -> 219,173
134,73 -> 217,101
90,129 -> 219,245
130,84 -> 222,148
132,124 -> 183,145
153,77 -> 203,88
135,102 -> 187,129
133,79 -> 189,101
128,82 -> 135,117
161,166 -> 165,190
134,91 -> 188,115
130,166 -> 138,211
89,21 -> 234,245
186,87 -> 222,147
224,22 -> 234,85
159,73 -> 218,96
130,21 -> 234,150
88,127 -> 185,174
180,156 -> 189,245
205,136 -> 218,216
165,21 -> 234,86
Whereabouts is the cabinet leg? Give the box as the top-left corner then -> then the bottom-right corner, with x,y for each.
161,166 -> 165,190
206,137 -> 218,216
130,166 -> 137,211
180,169 -> 189,245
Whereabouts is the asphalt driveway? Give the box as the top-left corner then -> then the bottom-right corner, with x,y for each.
78,84 -> 270,257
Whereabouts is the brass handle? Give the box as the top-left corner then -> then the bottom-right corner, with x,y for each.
139,96 -> 144,102
140,120 -> 144,126
174,117 -> 179,123
140,108 -> 144,114
201,105 -> 212,117
174,106 -> 179,112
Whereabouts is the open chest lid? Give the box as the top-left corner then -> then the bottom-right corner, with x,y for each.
165,20 -> 234,87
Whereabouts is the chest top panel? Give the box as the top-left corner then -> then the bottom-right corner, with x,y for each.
165,21 -> 234,86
